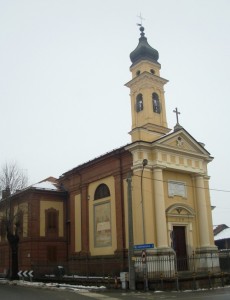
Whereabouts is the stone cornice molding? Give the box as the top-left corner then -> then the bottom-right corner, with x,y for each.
125,71 -> 168,90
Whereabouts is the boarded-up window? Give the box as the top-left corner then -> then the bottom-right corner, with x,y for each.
46,208 -> 58,236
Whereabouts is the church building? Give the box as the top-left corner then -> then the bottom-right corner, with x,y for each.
0,26 -> 218,278
59,25 -> 218,274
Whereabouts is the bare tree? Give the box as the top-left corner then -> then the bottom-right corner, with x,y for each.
0,162 -> 28,279
0,162 -> 28,196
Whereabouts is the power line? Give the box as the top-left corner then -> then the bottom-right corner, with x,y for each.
133,174 -> 230,193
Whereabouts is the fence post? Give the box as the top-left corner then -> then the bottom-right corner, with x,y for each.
208,271 -> 212,289
160,272 -> 164,290
175,272 -> 179,291
221,272 -> 225,287
192,272 -> 196,290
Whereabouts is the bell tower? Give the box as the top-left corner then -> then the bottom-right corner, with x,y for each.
125,26 -> 170,142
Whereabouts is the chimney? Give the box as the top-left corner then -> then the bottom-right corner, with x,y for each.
2,186 -> 11,199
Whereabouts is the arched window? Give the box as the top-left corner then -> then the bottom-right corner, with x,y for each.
136,93 -> 143,112
152,93 -> 161,113
94,184 -> 110,200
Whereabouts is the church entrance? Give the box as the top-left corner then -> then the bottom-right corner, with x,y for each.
172,226 -> 188,271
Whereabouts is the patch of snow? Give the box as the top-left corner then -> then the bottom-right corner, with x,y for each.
1,280 -> 106,292
215,227 -> 230,240
32,181 -> 58,191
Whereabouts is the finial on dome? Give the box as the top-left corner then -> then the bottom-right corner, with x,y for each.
136,13 -> 146,37
138,25 -> 145,37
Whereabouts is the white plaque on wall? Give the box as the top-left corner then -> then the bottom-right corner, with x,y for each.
168,181 -> 187,198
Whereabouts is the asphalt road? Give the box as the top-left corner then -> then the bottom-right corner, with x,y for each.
1,283 -> 230,300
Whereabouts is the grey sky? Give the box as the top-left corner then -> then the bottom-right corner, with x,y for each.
0,0 -> 230,226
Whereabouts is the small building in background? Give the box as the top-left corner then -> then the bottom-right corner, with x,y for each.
214,224 -> 230,250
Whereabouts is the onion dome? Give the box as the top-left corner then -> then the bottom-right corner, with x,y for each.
130,26 -> 159,65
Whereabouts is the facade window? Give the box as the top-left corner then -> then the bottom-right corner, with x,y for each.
93,184 -> 112,248
94,201 -> 111,247
152,93 -> 161,113
136,93 -> 143,112
94,184 -> 110,200
46,208 -> 58,236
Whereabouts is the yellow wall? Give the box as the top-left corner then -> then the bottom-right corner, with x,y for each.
88,176 -> 117,256
131,169 -> 156,246
123,178 -> 129,249
40,201 -> 64,237
131,165 -> 213,253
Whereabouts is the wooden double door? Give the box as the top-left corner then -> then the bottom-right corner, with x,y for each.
172,226 -> 188,271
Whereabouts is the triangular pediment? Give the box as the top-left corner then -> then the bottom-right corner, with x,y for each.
154,127 -> 211,158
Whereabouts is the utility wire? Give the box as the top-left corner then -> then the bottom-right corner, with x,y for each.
133,174 -> 230,193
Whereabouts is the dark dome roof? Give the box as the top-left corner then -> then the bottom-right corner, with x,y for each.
130,26 -> 159,65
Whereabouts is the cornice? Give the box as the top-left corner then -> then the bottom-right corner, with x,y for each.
125,71 -> 168,89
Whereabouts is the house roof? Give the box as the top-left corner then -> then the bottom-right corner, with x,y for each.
32,177 -> 59,191
10,177 -> 65,198
60,144 -> 130,177
214,227 -> 230,241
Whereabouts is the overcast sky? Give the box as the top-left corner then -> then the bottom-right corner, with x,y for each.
0,0 -> 230,226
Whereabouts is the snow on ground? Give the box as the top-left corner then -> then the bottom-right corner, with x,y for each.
0,278 -> 106,292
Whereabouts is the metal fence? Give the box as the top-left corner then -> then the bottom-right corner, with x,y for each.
32,256 -> 127,280
30,251 -> 230,282
135,251 -> 230,280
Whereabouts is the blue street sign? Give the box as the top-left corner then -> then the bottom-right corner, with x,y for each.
133,243 -> 154,250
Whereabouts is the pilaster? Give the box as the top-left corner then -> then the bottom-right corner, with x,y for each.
153,167 -> 168,249
195,175 -> 210,248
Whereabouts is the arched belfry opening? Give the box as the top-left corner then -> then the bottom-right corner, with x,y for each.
136,93 -> 143,112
